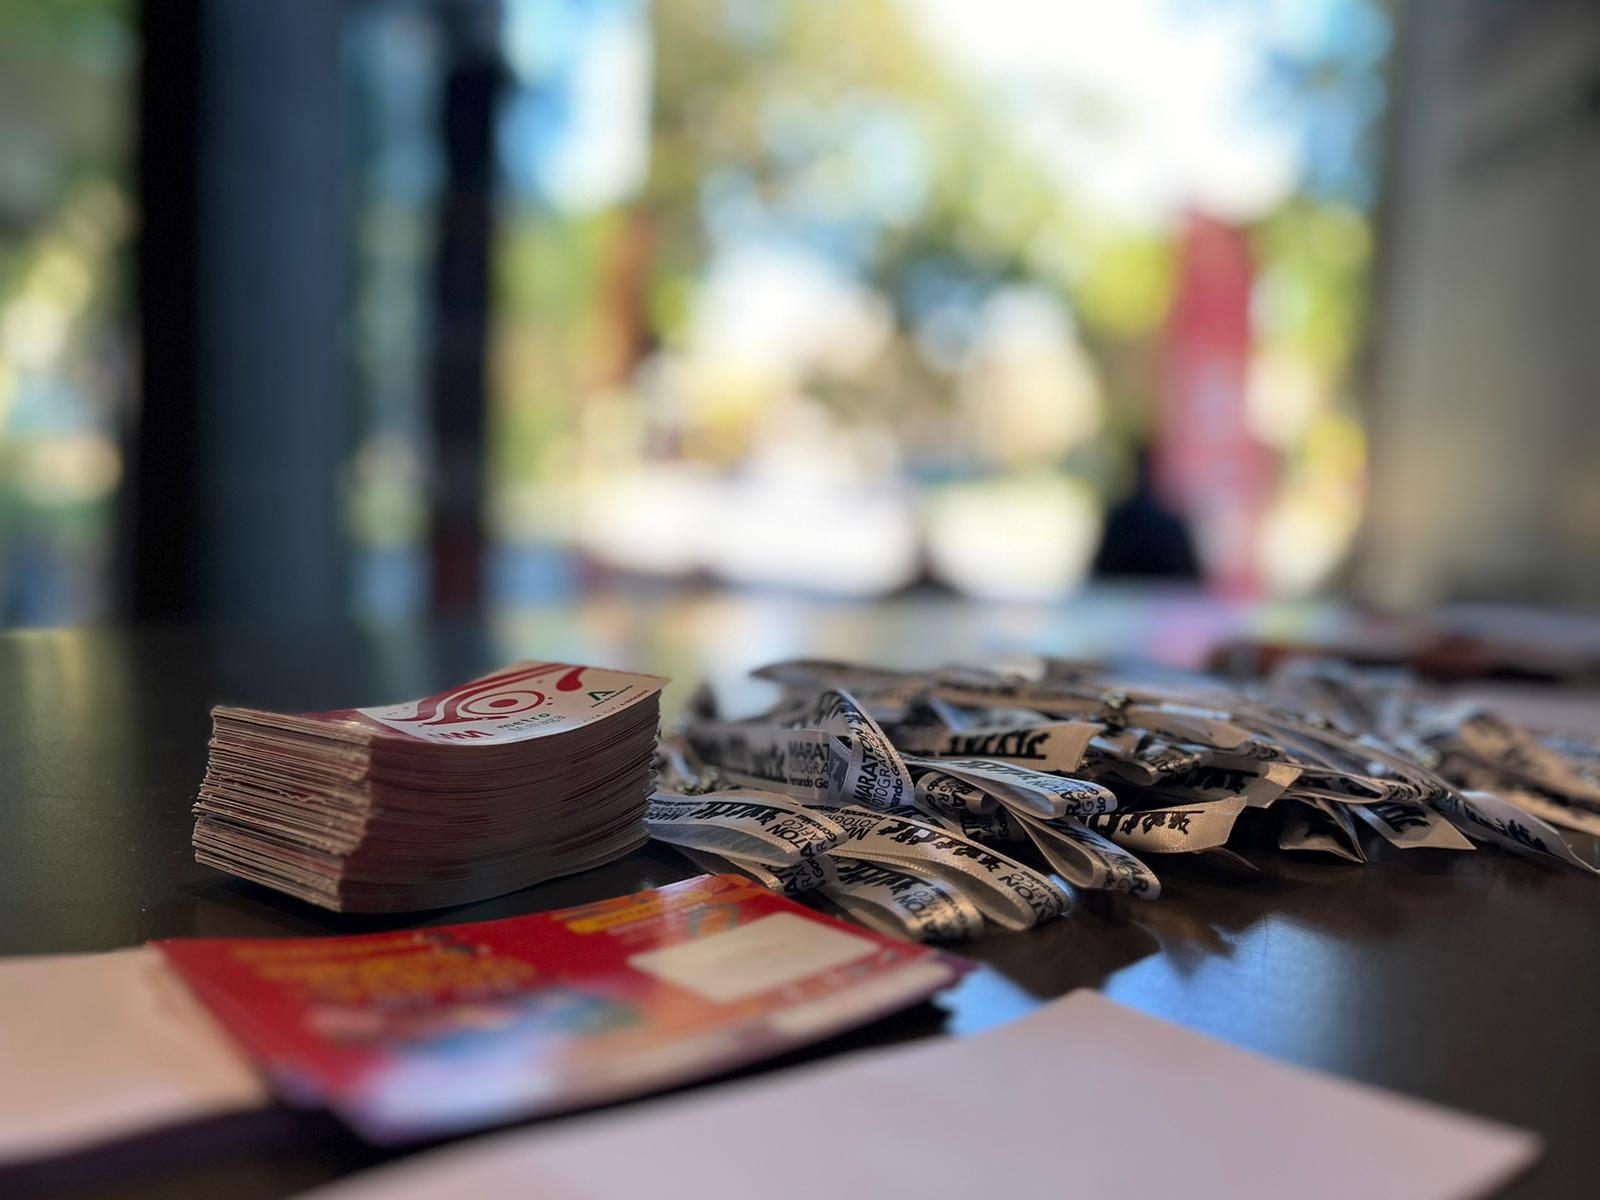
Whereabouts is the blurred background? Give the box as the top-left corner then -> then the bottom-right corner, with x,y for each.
1,0 -> 1595,645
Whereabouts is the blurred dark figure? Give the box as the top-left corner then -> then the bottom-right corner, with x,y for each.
1092,448 -> 1200,579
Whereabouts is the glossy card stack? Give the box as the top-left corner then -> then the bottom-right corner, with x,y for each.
193,661 -> 668,912
155,875 -> 969,1141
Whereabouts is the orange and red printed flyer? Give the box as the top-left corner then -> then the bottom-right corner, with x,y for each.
156,875 -> 969,1140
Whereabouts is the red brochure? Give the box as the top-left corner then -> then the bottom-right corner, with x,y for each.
156,875 -> 969,1141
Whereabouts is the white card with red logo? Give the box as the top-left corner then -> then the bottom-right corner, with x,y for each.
352,661 -> 668,744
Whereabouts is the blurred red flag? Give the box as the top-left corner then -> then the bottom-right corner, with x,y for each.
1154,212 -> 1274,595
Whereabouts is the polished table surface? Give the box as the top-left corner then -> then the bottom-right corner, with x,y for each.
2,604 -> 1598,1199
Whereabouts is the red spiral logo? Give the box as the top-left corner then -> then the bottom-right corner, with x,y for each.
453,688 -> 546,719
392,662 -> 588,726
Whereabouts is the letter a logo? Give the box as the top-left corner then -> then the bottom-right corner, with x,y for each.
588,689 -> 620,704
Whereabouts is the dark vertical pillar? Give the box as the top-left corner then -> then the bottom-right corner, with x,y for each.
131,0 -> 203,619
194,0 -> 350,622
429,1 -> 502,615
133,0 -> 350,623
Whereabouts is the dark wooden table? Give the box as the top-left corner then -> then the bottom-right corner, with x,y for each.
2,612 -> 1597,1199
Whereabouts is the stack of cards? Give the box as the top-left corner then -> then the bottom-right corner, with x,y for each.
193,661 -> 668,912
1,877 -> 967,1159
156,875 -> 968,1140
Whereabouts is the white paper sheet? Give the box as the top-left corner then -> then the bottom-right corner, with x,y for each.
0,947 -> 269,1164
298,989 -> 1540,1200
